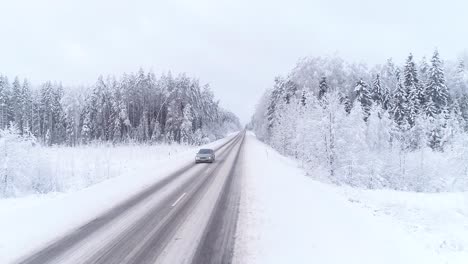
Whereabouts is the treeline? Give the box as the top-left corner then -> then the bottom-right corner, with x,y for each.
251,50 -> 468,191
0,69 -> 240,146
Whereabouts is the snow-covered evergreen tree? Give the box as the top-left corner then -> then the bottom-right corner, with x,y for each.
11,77 -> 24,133
392,70 -> 408,127
283,78 -> 299,104
452,59 -> 467,95
318,76 -> 328,100
371,74 -> 390,109
419,56 -> 430,91
426,49 -> 450,116
403,53 -> 421,125
0,75 -> 11,129
180,103 -> 194,144
300,90 -> 307,106
340,93 -> 352,114
21,79 -> 32,135
266,77 -> 285,137
354,79 -> 372,120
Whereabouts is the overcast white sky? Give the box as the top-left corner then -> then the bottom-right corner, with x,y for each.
1,0 -> 467,123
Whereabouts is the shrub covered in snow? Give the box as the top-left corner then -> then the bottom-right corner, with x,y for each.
0,127 -> 54,197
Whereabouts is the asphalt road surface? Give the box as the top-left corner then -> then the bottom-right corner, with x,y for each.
17,132 -> 245,264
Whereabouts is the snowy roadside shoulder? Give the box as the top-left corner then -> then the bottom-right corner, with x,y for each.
234,132 -> 451,264
344,187 -> 468,263
0,134 -> 235,263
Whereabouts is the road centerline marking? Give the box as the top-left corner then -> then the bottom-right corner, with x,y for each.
171,192 -> 187,207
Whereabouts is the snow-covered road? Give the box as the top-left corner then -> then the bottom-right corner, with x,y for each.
10,132 -> 245,264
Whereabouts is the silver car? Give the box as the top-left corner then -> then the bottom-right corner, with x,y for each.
195,149 -> 215,163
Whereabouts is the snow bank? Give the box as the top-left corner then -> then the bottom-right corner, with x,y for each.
0,134 -> 235,263
235,132 -> 467,263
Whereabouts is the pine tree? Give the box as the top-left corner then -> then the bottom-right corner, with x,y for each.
424,97 -> 437,118
354,79 -> 372,120
112,81 -> 128,142
151,120 -> 162,142
66,112 -> 76,146
416,57 -> 429,111
419,57 -> 430,89
381,60 -> 398,110
454,59 -> 467,94
426,49 -> 450,115
403,54 -> 419,91
40,82 -> 54,144
0,75 -> 11,129
180,103 -> 194,143
300,90 -> 307,106
340,94 -> 352,114
81,109 -> 92,144
403,53 -> 420,125
283,79 -> 299,104
382,58 -> 396,79
392,70 -> 408,127
11,77 -> 24,133
137,111 -> 149,141
318,76 -> 328,100
459,93 -> 468,131
51,84 -> 67,144
164,100 -> 181,143
428,117 -> 443,151
266,77 -> 284,133
371,74 -> 390,109
21,79 -> 33,134
30,90 -> 41,137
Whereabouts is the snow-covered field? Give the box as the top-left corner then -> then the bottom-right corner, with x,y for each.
29,143 -> 194,192
235,132 -> 468,264
0,135 -> 235,263
0,128 -> 201,198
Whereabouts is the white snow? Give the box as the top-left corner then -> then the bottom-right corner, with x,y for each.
0,135 -> 235,263
345,188 -> 468,263
234,132 -> 468,264
2,131 -> 467,263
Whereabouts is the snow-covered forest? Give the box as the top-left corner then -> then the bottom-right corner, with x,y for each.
251,50 -> 468,192
0,69 -> 240,146
0,69 -> 240,197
